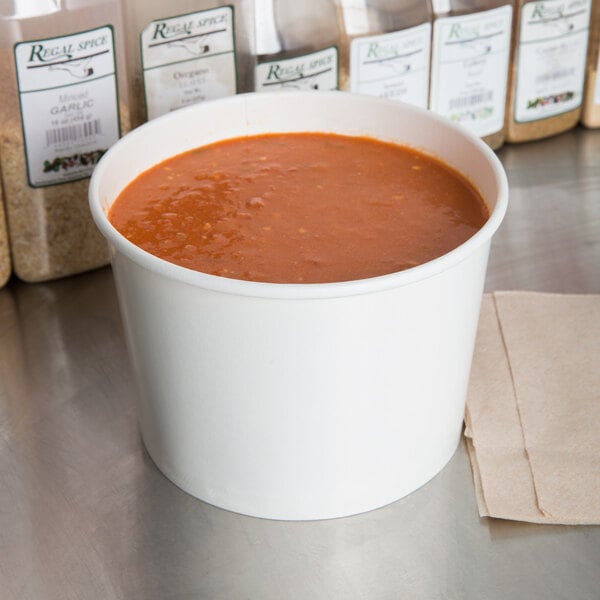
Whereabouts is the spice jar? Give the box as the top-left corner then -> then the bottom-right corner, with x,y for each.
0,0 -> 131,283
582,0 -> 600,127
506,0 -> 593,142
336,0 -> 432,108
430,0 -> 513,150
255,0 -> 342,92
124,0 -> 254,127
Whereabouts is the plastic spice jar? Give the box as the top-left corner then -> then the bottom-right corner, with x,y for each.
582,0 -> 600,127
506,0 -> 593,142
254,0 -> 342,92
123,0 -> 255,127
335,0 -> 432,109
0,0 -> 131,283
430,0 -> 514,150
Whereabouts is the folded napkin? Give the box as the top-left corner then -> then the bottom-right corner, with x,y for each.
465,292 -> 600,525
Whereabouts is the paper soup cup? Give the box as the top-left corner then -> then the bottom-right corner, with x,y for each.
90,91 -> 508,520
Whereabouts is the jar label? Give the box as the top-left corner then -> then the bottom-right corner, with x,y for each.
349,23 -> 431,108
14,26 -> 120,188
430,5 -> 513,137
141,6 -> 237,120
514,0 -> 592,122
255,46 -> 339,91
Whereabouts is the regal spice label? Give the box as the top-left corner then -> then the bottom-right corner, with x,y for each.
14,26 -> 121,187
349,23 -> 431,109
255,46 -> 339,91
140,6 -> 237,120
514,0 -> 592,122
430,5 -> 513,137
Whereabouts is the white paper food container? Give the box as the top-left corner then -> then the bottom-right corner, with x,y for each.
89,91 -> 508,520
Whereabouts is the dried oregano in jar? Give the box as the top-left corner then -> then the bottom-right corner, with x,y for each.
123,0 -> 255,128
0,0 -> 131,282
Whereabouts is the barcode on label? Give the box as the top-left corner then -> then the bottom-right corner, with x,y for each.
536,68 -> 575,84
45,120 -> 102,147
449,90 -> 493,110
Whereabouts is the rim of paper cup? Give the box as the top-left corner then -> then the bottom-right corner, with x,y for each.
90,92 -> 508,300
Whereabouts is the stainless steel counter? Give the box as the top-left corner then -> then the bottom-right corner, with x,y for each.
1,126 -> 599,600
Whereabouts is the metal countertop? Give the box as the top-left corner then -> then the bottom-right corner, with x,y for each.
1,126 -> 599,600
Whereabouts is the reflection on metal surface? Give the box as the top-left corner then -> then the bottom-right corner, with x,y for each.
0,288 -> 29,447
0,129 -> 600,599
487,127 -> 600,294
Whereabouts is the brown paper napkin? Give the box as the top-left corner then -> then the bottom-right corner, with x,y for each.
465,292 -> 600,525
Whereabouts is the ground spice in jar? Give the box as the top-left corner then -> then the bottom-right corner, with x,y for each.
0,3 -> 131,283
430,0 -> 513,151
506,0 -> 593,142
582,0 -> 600,127
0,48 -> 115,282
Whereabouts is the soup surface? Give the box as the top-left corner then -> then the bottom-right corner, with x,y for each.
109,133 -> 489,284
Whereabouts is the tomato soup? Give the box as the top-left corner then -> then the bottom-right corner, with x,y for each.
108,133 -> 489,284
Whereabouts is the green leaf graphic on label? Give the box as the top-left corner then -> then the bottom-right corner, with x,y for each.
451,106 -> 494,123
43,149 -> 106,172
527,91 -> 575,109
